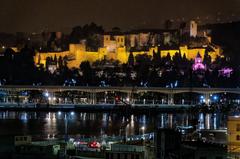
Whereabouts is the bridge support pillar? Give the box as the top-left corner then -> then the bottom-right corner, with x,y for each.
127,92 -> 133,105
168,114 -> 173,128
167,93 -> 174,105
47,91 -> 55,105
204,93 -> 210,106
90,91 -> 97,105
4,97 -> 8,103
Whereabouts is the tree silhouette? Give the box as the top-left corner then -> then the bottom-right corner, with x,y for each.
80,61 -> 93,85
203,51 -> 211,66
128,52 -> 134,66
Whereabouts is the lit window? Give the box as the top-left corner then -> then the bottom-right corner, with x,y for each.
236,135 -> 240,140
237,124 -> 240,131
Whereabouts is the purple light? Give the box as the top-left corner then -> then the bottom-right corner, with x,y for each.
218,67 -> 233,77
192,56 -> 205,71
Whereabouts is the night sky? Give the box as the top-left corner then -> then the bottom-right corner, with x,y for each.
1,0 -> 240,33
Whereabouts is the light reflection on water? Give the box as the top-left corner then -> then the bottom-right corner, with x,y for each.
0,111 -> 227,138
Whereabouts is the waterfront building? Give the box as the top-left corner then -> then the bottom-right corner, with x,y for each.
155,129 -> 181,159
182,141 -> 227,159
13,136 -> 76,159
105,142 -> 155,159
228,116 -> 240,157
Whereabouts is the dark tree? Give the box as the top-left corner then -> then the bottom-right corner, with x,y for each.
80,61 -> 93,85
164,20 -> 173,30
203,51 -> 211,66
128,52 -> 134,66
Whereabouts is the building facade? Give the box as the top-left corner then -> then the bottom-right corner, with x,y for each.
228,116 -> 240,158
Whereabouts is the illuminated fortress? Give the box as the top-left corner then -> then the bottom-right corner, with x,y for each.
34,21 -> 221,69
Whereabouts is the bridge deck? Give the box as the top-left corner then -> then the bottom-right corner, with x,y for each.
0,85 -> 239,94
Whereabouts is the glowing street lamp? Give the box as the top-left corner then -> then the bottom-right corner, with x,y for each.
44,92 -> 49,97
200,95 -> 205,103
141,126 -> 145,135
213,95 -> 218,100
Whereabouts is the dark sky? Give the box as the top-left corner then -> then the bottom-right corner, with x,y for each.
1,0 -> 240,33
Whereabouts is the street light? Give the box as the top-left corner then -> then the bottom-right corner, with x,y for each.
213,95 -> 218,100
44,92 -> 49,97
141,126 -> 145,135
200,96 -> 205,103
182,99 -> 185,105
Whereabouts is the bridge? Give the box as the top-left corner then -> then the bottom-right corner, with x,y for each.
0,85 -> 239,94
0,85 -> 239,106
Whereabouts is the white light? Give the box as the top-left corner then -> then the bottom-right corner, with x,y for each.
48,97 -> 51,101
44,92 -> 49,97
70,112 -> 75,116
58,111 -> 62,115
53,97 -> 56,101
141,126 -> 145,130
126,97 -> 130,102
213,96 -> 218,100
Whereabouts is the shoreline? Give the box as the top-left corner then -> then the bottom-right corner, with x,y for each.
0,104 -> 192,113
